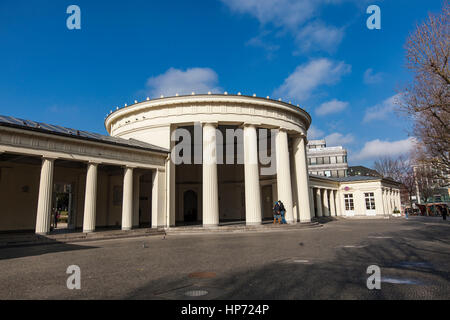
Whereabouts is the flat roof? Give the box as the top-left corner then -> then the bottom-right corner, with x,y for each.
0,115 -> 169,154
309,174 -> 401,185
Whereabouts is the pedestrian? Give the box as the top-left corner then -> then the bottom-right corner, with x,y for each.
404,208 -> 408,220
273,202 -> 281,224
54,209 -> 59,229
278,200 -> 287,224
442,206 -> 447,221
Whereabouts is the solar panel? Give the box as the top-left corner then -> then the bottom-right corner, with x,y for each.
0,114 -> 168,153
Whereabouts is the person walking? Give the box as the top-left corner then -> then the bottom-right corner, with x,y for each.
273,202 -> 281,224
278,200 -> 287,224
53,208 -> 59,229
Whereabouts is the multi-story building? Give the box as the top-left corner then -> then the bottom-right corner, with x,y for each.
307,139 -> 348,178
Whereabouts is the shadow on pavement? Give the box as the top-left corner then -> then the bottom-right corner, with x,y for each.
0,238 -> 97,260
124,219 -> 450,300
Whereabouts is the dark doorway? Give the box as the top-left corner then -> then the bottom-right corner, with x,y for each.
184,190 -> 198,222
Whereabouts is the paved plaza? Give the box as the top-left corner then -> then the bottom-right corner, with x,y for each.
0,216 -> 449,300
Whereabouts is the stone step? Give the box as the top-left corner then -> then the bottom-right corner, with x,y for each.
0,228 -> 166,248
166,222 -> 321,234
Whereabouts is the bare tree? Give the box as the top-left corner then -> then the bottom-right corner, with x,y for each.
414,165 -> 437,202
399,1 -> 450,180
373,155 -> 409,181
373,155 -> 416,208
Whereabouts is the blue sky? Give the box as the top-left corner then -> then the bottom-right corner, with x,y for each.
0,0 -> 444,166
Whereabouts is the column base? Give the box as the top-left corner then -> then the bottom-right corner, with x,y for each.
202,224 -> 219,228
122,227 -> 132,231
35,232 -> 49,236
83,229 -> 95,233
246,221 -> 262,226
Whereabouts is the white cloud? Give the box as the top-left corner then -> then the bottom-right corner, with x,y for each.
246,32 -> 280,59
273,58 -> 351,102
353,137 -> 416,161
325,132 -> 355,146
220,0 -> 354,52
220,0 -> 318,30
363,94 -> 401,123
308,125 -> 325,139
295,21 -> 344,53
316,99 -> 348,116
145,67 -> 221,97
363,68 -> 383,84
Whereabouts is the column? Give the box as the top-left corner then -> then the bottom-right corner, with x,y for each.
83,162 -> 98,233
152,169 -> 166,228
329,190 -> 336,217
133,172 -> 141,228
293,136 -> 312,223
276,129 -> 294,223
323,189 -> 330,217
386,190 -> 392,214
35,158 -> 55,234
309,188 -> 315,219
316,188 -> 323,217
244,125 -> 262,225
335,190 -> 343,216
202,123 -> 219,226
122,166 -> 134,230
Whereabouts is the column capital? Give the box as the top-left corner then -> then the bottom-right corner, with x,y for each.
41,156 -> 58,161
200,121 -> 219,127
243,123 -> 262,128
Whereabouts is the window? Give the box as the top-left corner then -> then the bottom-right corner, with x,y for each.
332,170 -> 338,177
325,170 -> 331,177
344,194 -> 354,210
310,157 -> 317,165
324,157 -> 330,164
365,193 -> 376,210
337,156 -> 343,164
338,170 -> 345,177
330,156 -> 337,164
317,157 -> 324,165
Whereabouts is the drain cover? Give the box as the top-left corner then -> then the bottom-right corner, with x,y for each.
185,290 -> 209,297
188,272 -> 216,279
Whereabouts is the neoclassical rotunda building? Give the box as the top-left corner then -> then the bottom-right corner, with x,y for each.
105,94 -> 314,227
0,94 -> 402,234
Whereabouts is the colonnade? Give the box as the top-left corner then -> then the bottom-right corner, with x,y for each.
35,158 -> 161,234
198,123 -> 312,226
309,187 -> 341,218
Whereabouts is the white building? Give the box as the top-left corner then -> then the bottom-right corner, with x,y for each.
307,139 -> 348,177
0,94 -> 402,235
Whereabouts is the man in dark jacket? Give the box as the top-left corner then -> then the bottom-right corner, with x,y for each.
273,202 -> 281,224
278,200 -> 287,224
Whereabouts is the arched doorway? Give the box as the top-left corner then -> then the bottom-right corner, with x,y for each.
184,190 -> 198,223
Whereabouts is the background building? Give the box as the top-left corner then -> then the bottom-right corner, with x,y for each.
348,166 -> 382,177
307,139 -> 348,178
